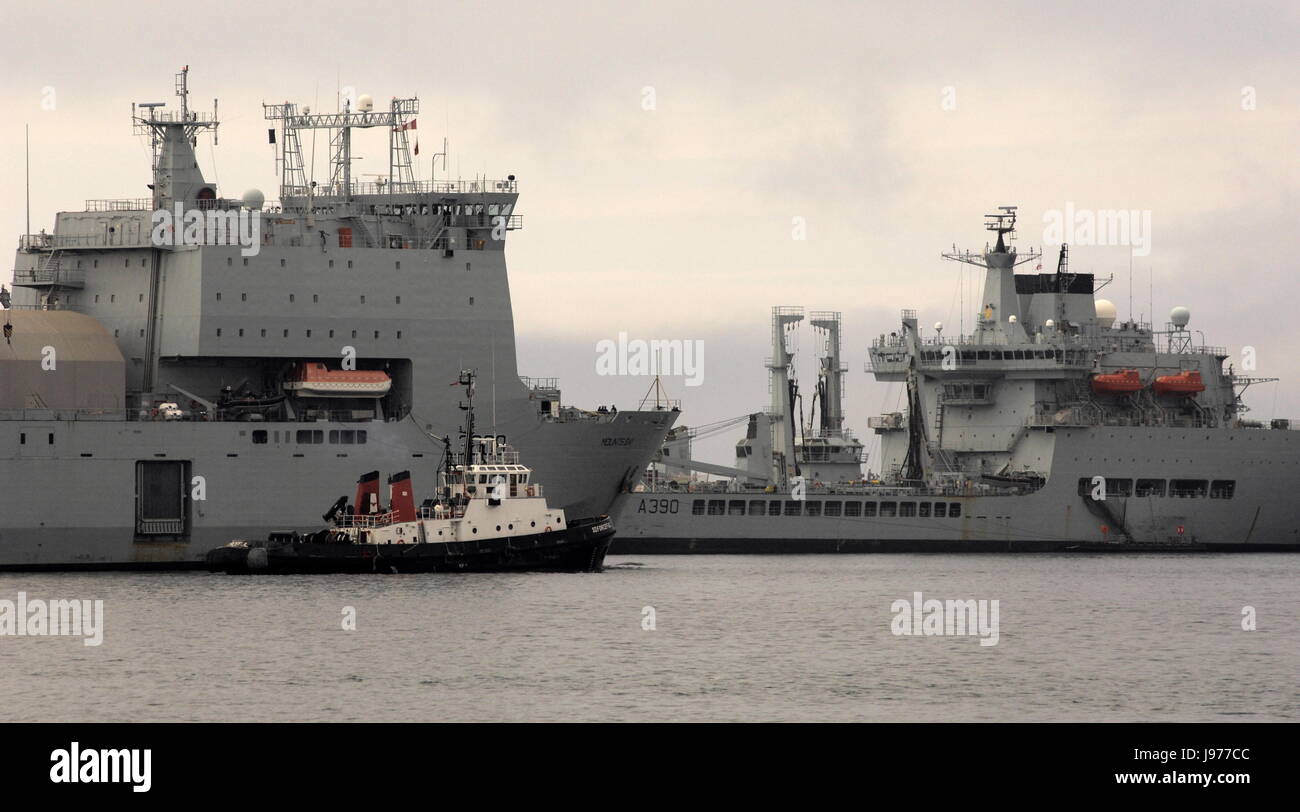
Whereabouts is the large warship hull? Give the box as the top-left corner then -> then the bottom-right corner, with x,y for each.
0,409 -> 668,569
612,426 -> 1300,552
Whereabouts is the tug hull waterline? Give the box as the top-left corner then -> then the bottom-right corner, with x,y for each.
614,209 -> 1300,552
1,69 -> 674,570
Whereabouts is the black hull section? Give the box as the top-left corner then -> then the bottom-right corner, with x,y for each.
208,518 -> 614,574
609,537 -> 1300,554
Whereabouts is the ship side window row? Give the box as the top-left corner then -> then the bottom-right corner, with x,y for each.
252,429 -> 368,445
690,499 -> 963,518
216,328 -> 401,340
1075,478 -> 1235,499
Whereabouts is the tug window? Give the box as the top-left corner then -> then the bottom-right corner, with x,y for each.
252,431 -> 267,444
1209,480 -> 1236,499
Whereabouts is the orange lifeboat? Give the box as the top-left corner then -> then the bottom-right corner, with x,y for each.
1154,370 -> 1205,396
1090,369 -> 1143,394
284,362 -> 392,398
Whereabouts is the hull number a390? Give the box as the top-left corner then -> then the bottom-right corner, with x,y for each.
637,498 -> 679,514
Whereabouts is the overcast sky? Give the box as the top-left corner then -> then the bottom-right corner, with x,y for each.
2,0 -> 1296,466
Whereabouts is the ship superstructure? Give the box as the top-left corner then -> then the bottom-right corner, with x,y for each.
1,68 -> 675,568
613,208 -> 1299,552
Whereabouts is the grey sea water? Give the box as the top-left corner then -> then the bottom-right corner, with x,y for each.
1,554 -> 1296,722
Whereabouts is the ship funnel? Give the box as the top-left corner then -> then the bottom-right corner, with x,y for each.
354,470 -> 381,515
388,471 -> 416,523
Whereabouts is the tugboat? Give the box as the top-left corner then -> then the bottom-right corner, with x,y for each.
206,370 -> 615,573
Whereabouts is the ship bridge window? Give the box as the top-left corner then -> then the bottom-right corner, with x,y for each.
747,500 -> 765,515
783,501 -> 802,516
707,500 -> 724,516
899,502 -> 916,517
880,502 -> 897,517
805,502 -> 821,516
1210,480 -> 1236,499
692,500 -> 705,515
844,501 -> 862,517
863,501 -> 877,517
825,501 -> 842,517
948,503 -> 961,517
934,503 -> 947,517
1170,479 -> 1208,498
296,430 -> 324,444
1136,479 -> 1165,497
918,503 -> 931,517
252,431 -> 268,444
728,500 -> 745,516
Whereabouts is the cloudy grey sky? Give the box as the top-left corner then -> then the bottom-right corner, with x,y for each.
2,0 -> 1296,466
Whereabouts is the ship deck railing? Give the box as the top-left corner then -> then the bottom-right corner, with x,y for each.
84,198 -> 152,212
335,512 -> 398,528
281,178 -> 517,198
418,506 -> 467,520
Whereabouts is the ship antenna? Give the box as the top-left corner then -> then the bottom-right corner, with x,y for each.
24,124 -> 30,245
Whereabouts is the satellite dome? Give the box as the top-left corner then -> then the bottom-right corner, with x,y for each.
1044,319 -> 1056,330
357,93 -> 374,112
1095,298 -> 1117,328
1008,315 -> 1018,324
1170,306 -> 1191,328
242,189 -> 266,210
933,321 -> 943,333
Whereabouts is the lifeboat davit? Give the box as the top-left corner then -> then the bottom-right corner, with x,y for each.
1154,370 -> 1205,396
284,362 -> 392,398
1090,369 -> 1143,394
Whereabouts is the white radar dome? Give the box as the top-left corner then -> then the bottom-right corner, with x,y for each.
1095,299 -> 1117,328
242,189 -> 266,210
1008,315 -> 1017,323
933,321 -> 943,333
357,94 -> 375,112
1044,319 -> 1056,330
1170,306 -> 1191,328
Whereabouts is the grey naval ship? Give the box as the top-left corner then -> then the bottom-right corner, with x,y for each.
0,68 -> 675,569
614,208 -> 1300,552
